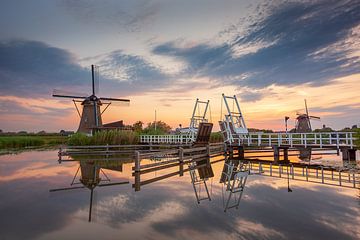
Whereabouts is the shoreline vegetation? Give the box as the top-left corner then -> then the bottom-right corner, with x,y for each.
1,122 -> 359,150
0,135 -> 67,151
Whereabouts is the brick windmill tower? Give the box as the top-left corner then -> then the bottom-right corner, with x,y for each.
53,65 -> 130,135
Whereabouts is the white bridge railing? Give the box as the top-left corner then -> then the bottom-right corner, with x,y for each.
140,132 -> 357,148
140,134 -> 190,144
229,132 -> 356,149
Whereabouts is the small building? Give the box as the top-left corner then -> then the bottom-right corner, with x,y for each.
60,130 -> 75,136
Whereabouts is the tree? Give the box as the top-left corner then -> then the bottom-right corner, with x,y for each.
132,121 -> 143,133
143,121 -> 172,135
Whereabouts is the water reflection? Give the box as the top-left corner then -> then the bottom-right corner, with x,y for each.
50,159 -> 129,222
0,150 -> 359,240
189,157 -> 213,203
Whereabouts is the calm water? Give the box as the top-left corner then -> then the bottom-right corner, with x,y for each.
0,149 -> 359,240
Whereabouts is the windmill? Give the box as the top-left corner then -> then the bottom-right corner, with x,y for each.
53,65 -> 130,135
295,99 -> 320,132
49,160 -> 129,222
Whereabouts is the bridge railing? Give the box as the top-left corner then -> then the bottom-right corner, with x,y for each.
231,132 -> 356,148
140,134 -> 190,144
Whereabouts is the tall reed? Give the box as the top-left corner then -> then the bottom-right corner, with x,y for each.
67,130 -> 139,146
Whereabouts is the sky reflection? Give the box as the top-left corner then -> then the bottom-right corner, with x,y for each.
0,150 -> 359,240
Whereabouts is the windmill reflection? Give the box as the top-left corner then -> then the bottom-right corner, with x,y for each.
298,147 -> 312,161
50,159 -> 129,222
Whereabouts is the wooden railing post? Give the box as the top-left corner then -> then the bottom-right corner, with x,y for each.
179,147 -> 184,176
135,151 -> 140,172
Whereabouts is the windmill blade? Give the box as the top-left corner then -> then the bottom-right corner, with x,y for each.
49,186 -> 85,192
52,89 -> 88,99
98,181 -> 129,187
92,65 -> 100,96
304,99 -> 309,116
309,115 -> 320,119
100,97 -> 130,106
101,101 -> 129,107
100,97 -> 130,102
304,99 -> 312,130
89,188 -> 94,222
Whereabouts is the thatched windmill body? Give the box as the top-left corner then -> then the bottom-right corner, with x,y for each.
53,65 -> 130,135
295,99 -> 320,132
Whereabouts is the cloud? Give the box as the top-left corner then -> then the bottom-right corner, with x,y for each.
152,0 -> 360,88
59,0 -> 159,32
0,40 -> 89,97
0,99 -> 73,117
0,39 -> 172,99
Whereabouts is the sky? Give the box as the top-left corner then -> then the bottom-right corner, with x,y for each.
0,0 -> 359,132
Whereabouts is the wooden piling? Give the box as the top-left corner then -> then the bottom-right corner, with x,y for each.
135,151 -> 140,172
179,147 -> 184,176
283,147 -> 289,161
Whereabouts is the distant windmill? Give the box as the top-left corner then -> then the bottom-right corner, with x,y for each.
53,65 -> 130,135
295,99 -> 320,132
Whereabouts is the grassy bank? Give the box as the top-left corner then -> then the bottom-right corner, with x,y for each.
67,130 -> 139,146
0,135 -> 67,150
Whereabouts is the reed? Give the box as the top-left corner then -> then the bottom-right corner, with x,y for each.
0,136 -> 66,149
67,130 -> 139,146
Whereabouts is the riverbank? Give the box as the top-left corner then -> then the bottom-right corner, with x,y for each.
0,135 -> 67,150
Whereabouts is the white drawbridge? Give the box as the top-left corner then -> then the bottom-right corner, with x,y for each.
176,98 -> 210,143
219,94 -> 248,145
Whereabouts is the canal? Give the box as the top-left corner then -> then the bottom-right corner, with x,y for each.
0,149 -> 359,240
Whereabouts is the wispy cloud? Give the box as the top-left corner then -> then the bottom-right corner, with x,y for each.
153,0 -> 360,88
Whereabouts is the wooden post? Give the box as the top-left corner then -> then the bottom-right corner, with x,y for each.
134,171 -> 141,191
135,151 -> 140,172
58,147 -> 62,162
348,149 -> 357,161
206,144 -> 210,157
306,166 -> 308,181
273,146 -> 279,162
238,146 -> 244,160
321,166 -> 324,183
279,164 -> 281,177
179,147 -> 184,176
339,171 -> 342,186
283,147 -> 289,161
353,173 -> 356,188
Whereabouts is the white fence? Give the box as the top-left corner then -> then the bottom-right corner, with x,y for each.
228,132 -> 356,148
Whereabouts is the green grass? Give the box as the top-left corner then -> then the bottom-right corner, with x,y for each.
67,130 -> 139,146
354,128 -> 360,148
0,135 -> 67,150
210,132 -> 224,143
